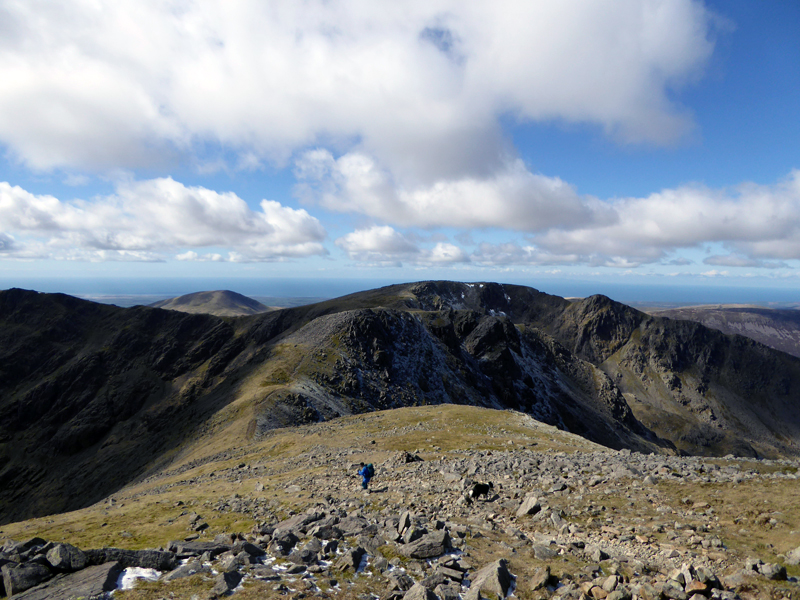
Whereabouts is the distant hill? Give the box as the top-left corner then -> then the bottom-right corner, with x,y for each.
3,281 -> 800,524
150,290 -> 273,316
646,305 -> 800,358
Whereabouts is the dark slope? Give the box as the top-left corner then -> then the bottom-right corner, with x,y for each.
0,288 -> 240,522
150,290 -> 271,316
647,305 -> 800,358
1,281 -> 800,524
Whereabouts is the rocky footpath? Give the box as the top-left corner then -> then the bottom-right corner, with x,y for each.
2,447 -> 800,599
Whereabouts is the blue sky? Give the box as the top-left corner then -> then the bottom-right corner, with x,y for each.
1,1 -> 799,301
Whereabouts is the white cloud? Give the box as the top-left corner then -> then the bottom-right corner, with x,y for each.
297,151 -> 613,231
335,225 -> 468,265
0,232 -> 16,253
533,170 -> 800,266
0,1 -> 717,175
0,178 -> 326,261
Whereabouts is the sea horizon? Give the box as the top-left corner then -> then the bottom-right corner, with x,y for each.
1,276 -> 797,309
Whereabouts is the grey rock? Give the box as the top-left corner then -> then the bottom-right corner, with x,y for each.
532,544 -> 558,560
11,561 -> 122,600
251,565 -> 281,580
387,570 -> 416,592
274,511 -> 324,533
289,547 -> 318,565
232,540 -> 266,557
757,562 -> 786,581
421,570 -> 448,590
435,582 -> 462,600
163,559 -> 211,582
467,558 -> 513,600
530,565 -> 551,590
662,579 -> 688,600
338,516 -> 374,536
586,545 -> 610,562
211,570 -> 243,596
403,527 -> 426,545
336,547 -> 365,572
516,496 -> 541,518
402,530 -> 451,559
2,562 -> 53,596
785,546 -> 800,566
85,547 -> 177,571
608,588 -> 632,600
168,540 -> 230,558
45,543 -> 87,572
402,582 -> 439,600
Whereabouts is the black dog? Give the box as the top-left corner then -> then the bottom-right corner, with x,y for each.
469,482 -> 493,499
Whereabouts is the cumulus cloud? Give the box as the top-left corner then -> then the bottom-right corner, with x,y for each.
0,179 -> 326,261
335,225 -> 468,265
0,1 -> 717,175
532,170 -> 800,266
297,151 -> 613,231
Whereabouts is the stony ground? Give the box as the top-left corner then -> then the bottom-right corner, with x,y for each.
2,406 -> 800,600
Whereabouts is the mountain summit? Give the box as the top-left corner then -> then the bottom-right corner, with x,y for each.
1,281 -> 799,524
150,290 -> 271,316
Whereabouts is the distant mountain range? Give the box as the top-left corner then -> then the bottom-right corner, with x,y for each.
150,290 -> 273,316
646,305 -> 800,359
1,281 -> 800,524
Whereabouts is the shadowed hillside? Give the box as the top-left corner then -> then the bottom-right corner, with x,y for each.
647,305 -> 800,359
2,281 -> 800,525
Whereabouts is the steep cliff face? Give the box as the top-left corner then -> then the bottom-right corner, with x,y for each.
647,305 -> 800,358
1,281 -> 799,524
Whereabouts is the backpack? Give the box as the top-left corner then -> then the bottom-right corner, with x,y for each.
366,463 -> 375,478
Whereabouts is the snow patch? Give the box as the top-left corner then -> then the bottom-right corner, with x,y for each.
116,567 -> 161,590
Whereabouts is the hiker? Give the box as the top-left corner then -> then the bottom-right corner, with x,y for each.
358,462 -> 374,490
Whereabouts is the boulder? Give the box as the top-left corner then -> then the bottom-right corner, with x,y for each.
168,540 -> 230,558
46,543 -> 87,572
465,558 -> 513,600
337,516 -> 374,536
336,547 -> 366,572
288,548 -> 318,565
785,546 -> 800,566
402,530 -> 451,559
516,496 -> 541,518
2,562 -> 53,596
274,511 -> 324,534
387,570 -> 416,592
85,547 -> 177,571
210,570 -> 242,596
11,561 -> 122,600
757,562 -> 786,581
163,559 -> 211,582
402,582 -> 439,600
661,579 -> 688,600
232,540 -> 265,557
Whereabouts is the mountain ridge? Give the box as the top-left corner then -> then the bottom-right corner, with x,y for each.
1,281 -> 799,525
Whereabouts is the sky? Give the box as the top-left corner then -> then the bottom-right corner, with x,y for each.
0,0 -> 799,302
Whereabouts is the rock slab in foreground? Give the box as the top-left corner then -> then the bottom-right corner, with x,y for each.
12,561 -> 122,600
